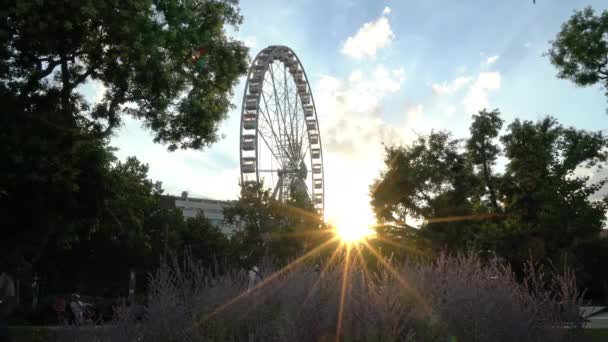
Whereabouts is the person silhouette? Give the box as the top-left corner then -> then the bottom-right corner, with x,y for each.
0,268 -> 16,342
247,266 -> 261,290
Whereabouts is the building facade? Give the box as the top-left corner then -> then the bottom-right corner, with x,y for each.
164,192 -> 242,237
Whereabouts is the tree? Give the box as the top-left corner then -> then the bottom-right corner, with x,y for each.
1,0 -> 249,149
499,117 -> 608,265
35,155 -> 166,296
179,214 -> 231,272
0,0 -> 248,276
370,131 -> 482,252
466,109 -> 503,212
224,182 -> 327,268
34,154 -> 234,297
371,110 -> 608,297
548,7 -> 608,103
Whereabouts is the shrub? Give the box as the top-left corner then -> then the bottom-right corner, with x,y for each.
57,251 -> 584,341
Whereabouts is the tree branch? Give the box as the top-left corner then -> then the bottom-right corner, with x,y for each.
34,59 -> 61,82
69,65 -> 98,89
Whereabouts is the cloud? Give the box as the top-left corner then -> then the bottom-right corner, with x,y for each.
341,11 -> 394,59
457,65 -> 468,74
445,104 -> 456,117
406,104 -> 424,122
313,64 -> 406,226
242,36 -> 257,48
524,41 -> 531,48
462,72 -> 501,113
485,55 -> 499,66
431,76 -> 474,96
111,117 -> 241,200
382,6 -> 392,15
317,65 -> 405,120
94,82 -> 107,104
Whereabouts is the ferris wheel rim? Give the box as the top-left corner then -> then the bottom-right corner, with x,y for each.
239,45 -> 325,216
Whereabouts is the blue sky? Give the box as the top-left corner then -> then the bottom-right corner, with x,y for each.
87,0 -> 608,225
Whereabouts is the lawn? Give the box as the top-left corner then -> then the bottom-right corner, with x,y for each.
9,326 -> 608,341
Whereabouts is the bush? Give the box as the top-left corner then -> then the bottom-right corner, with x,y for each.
57,251 -> 585,341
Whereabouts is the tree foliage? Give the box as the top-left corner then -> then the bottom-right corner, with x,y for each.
32,151 -> 232,297
0,0 -> 249,149
224,182 -> 327,268
548,7 -> 608,102
371,110 -> 608,298
0,0 -> 247,287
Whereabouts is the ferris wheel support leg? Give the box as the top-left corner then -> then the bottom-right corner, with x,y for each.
272,173 -> 284,201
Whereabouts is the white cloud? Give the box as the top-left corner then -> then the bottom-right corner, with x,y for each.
93,81 -> 107,104
317,65 -> 405,119
485,55 -> 499,66
431,76 -> 473,96
341,12 -> 394,59
524,41 -> 532,48
382,6 -> 392,15
400,104 -> 445,143
445,104 -> 456,117
314,65 -> 406,227
462,72 -> 501,113
406,104 -> 424,122
112,117 -> 241,200
457,65 -> 468,74
242,36 -> 257,48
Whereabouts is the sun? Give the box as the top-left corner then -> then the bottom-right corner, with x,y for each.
330,213 -> 374,243
335,224 -> 372,243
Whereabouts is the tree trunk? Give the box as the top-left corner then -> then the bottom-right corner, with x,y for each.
482,160 -> 499,213
60,56 -> 72,125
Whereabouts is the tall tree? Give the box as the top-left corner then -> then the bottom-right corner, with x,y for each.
0,0 -> 248,270
548,7 -> 608,103
1,0 -> 248,148
466,109 -> 503,213
370,131 -> 482,252
500,117 -> 608,263
36,155 -> 164,296
371,111 -> 608,294
224,182 -> 326,268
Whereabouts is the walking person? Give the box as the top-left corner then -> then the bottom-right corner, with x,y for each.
69,293 -> 84,325
0,268 -> 17,342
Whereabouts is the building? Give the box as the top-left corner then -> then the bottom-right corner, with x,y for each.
162,191 -> 242,237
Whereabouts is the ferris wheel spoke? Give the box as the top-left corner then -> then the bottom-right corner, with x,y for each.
287,73 -> 299,150
291,87 -> 299,155
257,126 -> 282,167
297,109 -> 308,160
260,91 -> 291,162
282,66 -> 302,163
283,66 -> 297,156
270,64 -> 293,161
289,81 -> 300,158
294,90 -> 309,161
284,66 -> 291,140
299,138 -> 310,165
270,63 -> 297,165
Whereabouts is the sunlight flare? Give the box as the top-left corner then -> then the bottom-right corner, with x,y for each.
201,236 -> 339,322
336,245 -> 352,342
330,210 -> 375,243
360,240 -> 433,315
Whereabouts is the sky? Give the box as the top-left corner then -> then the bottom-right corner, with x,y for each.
84,0 -> 608,228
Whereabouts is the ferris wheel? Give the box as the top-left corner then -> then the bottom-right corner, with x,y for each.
239,45 -> 324,217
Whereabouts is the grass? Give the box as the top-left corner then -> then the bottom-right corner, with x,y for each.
10,326 -> 608,342
8,326 -> 55,342
583,328 -> 608,341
